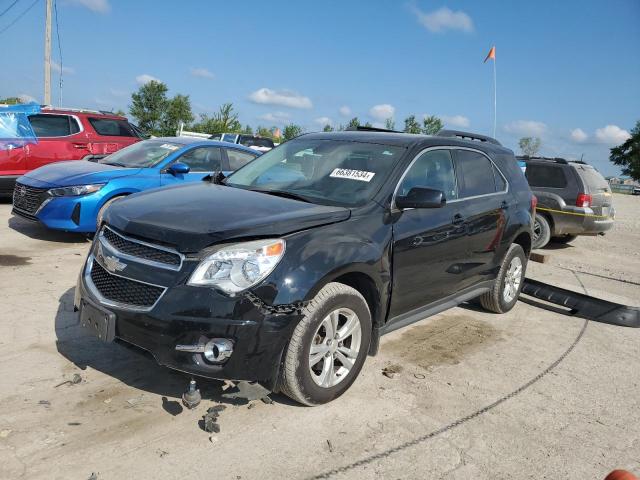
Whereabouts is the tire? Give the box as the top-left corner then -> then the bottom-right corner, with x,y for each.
532,213 -> 551,249
479,244 -> 527,314
551,234 -> 578,244
279,282 -> 372,406
96,196 -> 125,230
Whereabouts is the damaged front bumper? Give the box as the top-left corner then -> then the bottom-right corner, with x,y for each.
74,253 -> 302,389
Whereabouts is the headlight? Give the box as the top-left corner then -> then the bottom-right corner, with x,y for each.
48,183 -> 105,197
188,239 -> 285,294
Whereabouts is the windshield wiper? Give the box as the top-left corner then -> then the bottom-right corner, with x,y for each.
248,188 -> 313,203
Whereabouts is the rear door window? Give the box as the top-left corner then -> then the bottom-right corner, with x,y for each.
454,150 -> 499,198
88,118 -> 137,137
177,147 -> 222,172
525,164 -> 567,188
28,114 -> 80,137
227,149 -> 258,170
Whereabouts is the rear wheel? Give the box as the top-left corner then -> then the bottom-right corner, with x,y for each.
532,213 -> 551,249
551,234 -> 578,244
479,244 -> 527,314
279,282 -> 371,406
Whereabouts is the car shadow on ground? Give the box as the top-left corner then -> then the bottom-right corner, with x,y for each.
539,242 -> 574,251
8,216 -> 89,243
54,288 -> 296,411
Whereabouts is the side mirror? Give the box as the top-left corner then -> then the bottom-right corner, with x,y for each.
396,187 -> 445,209
167,162 -> 190,175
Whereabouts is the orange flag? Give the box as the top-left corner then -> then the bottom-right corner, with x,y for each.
484,46 -> 496,63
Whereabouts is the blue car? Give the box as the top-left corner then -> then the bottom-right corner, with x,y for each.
11,137 -> 260,233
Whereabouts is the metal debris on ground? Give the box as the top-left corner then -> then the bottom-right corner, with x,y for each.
87,473 -> 98,480
326,439 -> 334,453
260,396 -> 274,405
54,373 -> 82,388
202,405 -> 226,433
413,373 -> 426,380
38,400 -> 51,406
382,364 -> 403,378
182,379 -> 201,409
221,381 -> 271,403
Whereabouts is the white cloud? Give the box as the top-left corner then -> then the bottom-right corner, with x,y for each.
441,115 -> 470,128
259,111 -> 291,123
18,94 -> 36,103
339,105 -> 351,117
190,67 -> 215,79
64,0 -> 110,14
595,125 -> 631,145
51,61 -> 75,75
410,6 -> 473,33
248,88 -> 312,109
136,74 -> 161,85
504,120 -> 547,137
369,104 -> 395,121
570,128 -> 588,143
314,116 -> 333,126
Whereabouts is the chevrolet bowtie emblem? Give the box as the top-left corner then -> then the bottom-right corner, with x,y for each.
19,186 -> 26,197
98,243 -> 127,273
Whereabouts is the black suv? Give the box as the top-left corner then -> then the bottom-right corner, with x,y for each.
75,129 -> 535,405
519,156 -> 615,249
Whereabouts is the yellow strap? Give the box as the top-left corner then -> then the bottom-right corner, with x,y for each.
536,206 -> 609,219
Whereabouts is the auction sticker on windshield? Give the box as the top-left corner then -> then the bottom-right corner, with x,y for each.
330,168 -> 376,182
160,143 -> 180,150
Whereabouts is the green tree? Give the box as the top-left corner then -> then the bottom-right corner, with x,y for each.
283,124 -> 303,141
113,109 -> 127,117
129,80 -> 169,135
160,94 -> 193,136
422,115 -> 443,135
403,115 -> 421,134
0,97 -> 23,105
323,124 -> 334,132
610,121 -> 640,181
385,118 -> 396,130
518,137 -> 541,156
242,124 -> 253,135
256,126 -> 274,139
347,117 -> 360,129
192,103 -> 242,134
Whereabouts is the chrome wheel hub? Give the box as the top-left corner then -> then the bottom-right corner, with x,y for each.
309,308 -> 362,388
502,256 -> 523,303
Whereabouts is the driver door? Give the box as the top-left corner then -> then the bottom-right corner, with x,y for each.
161,146 -> 223,186
388,148 -> 468,319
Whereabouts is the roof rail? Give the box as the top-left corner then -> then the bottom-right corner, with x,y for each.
517,155 -> 568,164
436,129 -> 502,146
41,105 -> 103,114
345,125 -> 401,133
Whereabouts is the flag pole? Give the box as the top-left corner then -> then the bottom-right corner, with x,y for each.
493,53 -> 497,139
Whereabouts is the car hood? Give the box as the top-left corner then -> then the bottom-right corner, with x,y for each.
105,182 -> 351,253
22,160 -> 141,187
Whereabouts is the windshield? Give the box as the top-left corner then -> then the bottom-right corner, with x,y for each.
225,139 -> 406,206
99,140 -> 182,168
222,133 -> 238,143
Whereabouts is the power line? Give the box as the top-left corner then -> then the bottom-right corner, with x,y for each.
0,0 -> 21,18
0,0 -> 40,35
54,0 -> 62,106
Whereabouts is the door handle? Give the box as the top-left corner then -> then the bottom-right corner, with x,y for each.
500,200 -> 509,209
72,143 -> 89,149
452,214 -> 464,225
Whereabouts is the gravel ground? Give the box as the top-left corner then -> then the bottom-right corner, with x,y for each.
0,193 -> 638,480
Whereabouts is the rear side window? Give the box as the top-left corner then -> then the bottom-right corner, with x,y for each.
178,147 -> 222,172
28,114 -> 80,137
227,149 -> 257,170
525,164 -> 567,188
455,150 -> 500,198
88,118 -> 137,137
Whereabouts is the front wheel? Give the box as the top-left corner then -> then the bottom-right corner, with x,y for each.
279,282 -> 372,406
479,244 -> 527,314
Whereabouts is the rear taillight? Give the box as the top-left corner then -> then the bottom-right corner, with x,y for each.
576,193 -> 592,208
531,195 -> 537,212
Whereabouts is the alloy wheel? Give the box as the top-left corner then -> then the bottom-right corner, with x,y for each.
309,308 -> 362,388
502,256 -> 523,303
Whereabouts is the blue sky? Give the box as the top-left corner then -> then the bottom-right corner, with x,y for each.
2,0 -> 639,175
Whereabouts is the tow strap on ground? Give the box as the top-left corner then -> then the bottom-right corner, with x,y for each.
521,278 -> 640,328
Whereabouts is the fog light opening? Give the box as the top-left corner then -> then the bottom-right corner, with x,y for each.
203,338 -> 234,363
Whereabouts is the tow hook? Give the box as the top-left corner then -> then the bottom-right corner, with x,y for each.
182,379 -> 202,409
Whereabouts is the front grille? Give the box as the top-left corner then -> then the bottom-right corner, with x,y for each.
12,183 -> 48,215
102,227 -> 181,267
90,260 -> 165,308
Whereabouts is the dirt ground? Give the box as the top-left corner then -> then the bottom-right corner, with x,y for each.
0,194 -> 638,480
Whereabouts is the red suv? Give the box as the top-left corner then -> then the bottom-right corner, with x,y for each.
0,107 -> 142,196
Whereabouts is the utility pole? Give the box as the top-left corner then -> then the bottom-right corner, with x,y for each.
44,0 -> 52,105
